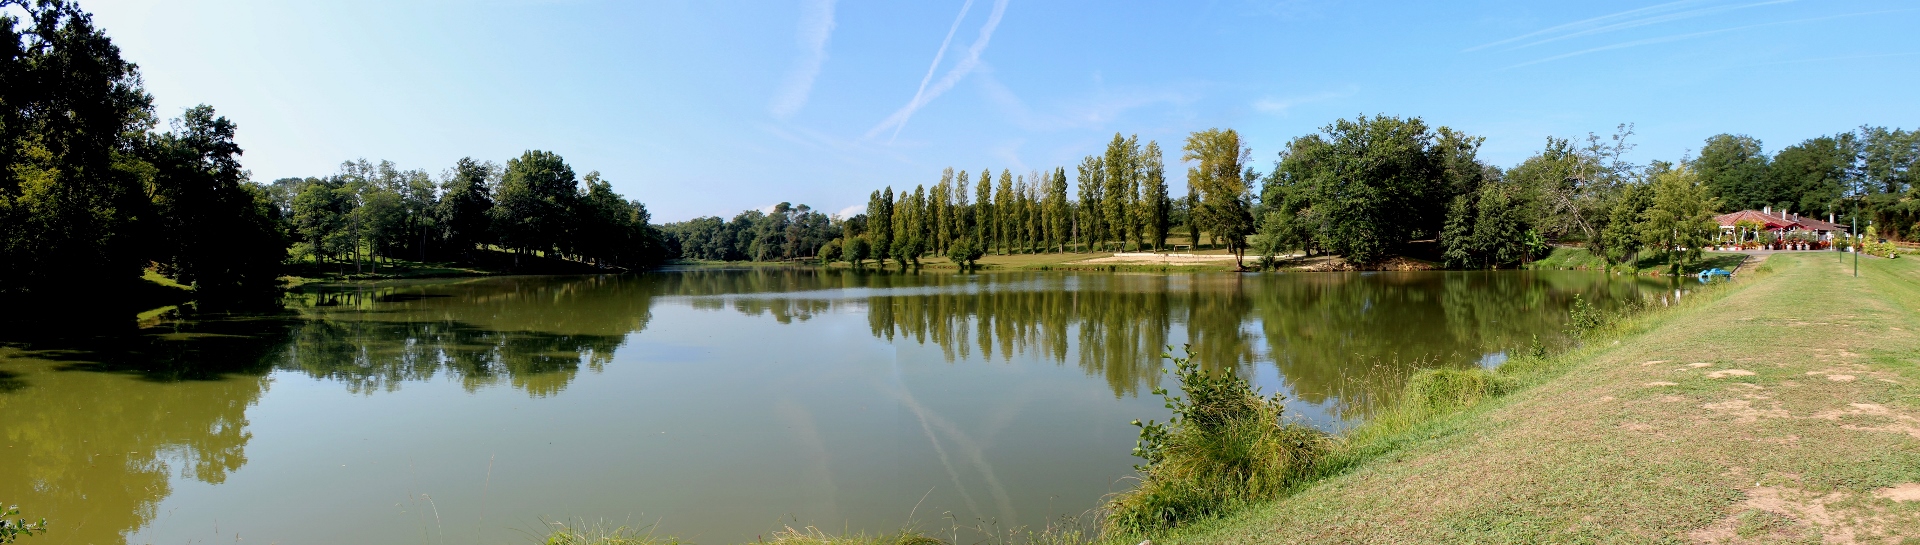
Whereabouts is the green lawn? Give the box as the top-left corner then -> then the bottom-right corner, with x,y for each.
1142,252 -> 1920,543
1530,246 -> 1754,276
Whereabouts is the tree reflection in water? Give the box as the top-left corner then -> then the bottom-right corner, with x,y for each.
0,268 -> 1663,544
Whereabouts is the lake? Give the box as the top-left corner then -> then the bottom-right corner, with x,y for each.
0,269 -> 1680,544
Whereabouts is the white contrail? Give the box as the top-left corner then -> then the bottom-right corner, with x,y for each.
771,0 -> 838,118
1505,8 -> 1914,69
1464,0 -> 1711,52
1509,0 -> 1796,51
902,0 -> 977,126
868,0 -> 1011,142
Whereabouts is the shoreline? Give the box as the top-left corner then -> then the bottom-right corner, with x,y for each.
1139,251 -> 1920,543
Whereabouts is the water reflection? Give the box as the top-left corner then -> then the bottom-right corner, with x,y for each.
0,269 -> 1673,544
687,270 -> 1666,416
0,314 -> 280,545
278,276 -> 650,396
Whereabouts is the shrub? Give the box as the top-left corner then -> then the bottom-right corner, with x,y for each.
1567,294 -> 1608,334
819,239 -> 843,264
0,504 -> 46,544
1108,351 -> 1330,532
946,238 -> 984,269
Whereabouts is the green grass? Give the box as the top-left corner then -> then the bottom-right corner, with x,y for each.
1528,246 -> 1751,275
1129,252 -> 1920,543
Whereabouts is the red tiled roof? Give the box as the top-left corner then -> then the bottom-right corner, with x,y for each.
1716,210 -> 1797,229
1714,210 -> 1848,232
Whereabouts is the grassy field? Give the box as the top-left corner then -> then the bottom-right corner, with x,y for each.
1530,246 -> 1754,276
1139,252 -> 1920,543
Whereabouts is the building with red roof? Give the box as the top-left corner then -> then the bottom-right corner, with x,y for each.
1715,205 -> 1848,249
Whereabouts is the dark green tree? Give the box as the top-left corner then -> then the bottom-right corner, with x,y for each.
492,150 -> 578,259
0,0 -> 155,298
143,105 -> 286,293
1600,177 -> 1655,268
1768,134 -> 1857,218
1273,116 -> 1467,264
1640,165 -> 1720,275
437,157 -> 495,259
1696,134 -> 1774,211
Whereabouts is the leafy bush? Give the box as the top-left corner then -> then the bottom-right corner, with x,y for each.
0,504 -> 45,544
1567,294 -> 1609,334
946,238 -> 984,268
1108,351 -> 1330,532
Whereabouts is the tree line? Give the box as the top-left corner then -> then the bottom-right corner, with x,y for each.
1,1 -> 287,298
270,150 -> 667,274
820,131 -> 1259,267
658,203 -> 839,262
0,0 -> 667,302
800,117 -> 1916,273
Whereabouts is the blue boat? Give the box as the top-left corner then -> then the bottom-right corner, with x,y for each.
1696,267 -> 1732,278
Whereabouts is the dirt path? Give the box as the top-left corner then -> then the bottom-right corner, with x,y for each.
1172,253 -> 1920,543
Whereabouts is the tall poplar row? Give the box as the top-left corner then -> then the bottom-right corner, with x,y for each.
847,140 -> 1188,259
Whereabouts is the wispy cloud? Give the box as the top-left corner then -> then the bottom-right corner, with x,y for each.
835,204 -> 865,219
1252,89 -> 1352,116
867,0 -> 1012,142
990,139 -> 1029,174
769,0 -> 837,118
976,71 -> 1199,131
1505,8 -> 1917,69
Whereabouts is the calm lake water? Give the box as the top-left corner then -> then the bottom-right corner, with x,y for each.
0,269 -> 1679,544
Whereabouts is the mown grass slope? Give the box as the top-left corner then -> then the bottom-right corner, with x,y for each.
1152,252 -> 1920,543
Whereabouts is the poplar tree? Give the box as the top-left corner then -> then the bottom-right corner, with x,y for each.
995,169 -> 1015,253
1139,141 -> 1170,250
872,188 -> 893,261
954,167 -> 971,251
1025,172 -> 1044,251
1077,156 -> 1105,251
1103,134 -> 1138,251
1048,168 -> 1070,252
972,169 -> 993,253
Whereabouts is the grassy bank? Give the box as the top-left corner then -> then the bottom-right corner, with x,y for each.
1528,246 -> 1752,275
1138,252 -> 1920,543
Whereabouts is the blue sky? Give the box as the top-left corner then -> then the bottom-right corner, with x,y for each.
79,0 -> 1919,221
